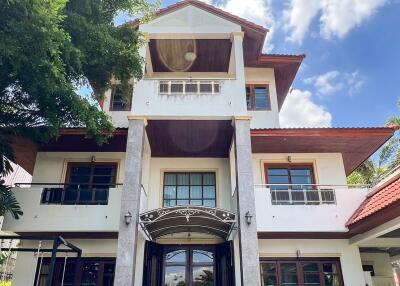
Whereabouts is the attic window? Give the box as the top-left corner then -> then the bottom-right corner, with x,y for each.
159,80 -> 221,95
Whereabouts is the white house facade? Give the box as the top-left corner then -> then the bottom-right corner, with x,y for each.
3,1 -> 399,286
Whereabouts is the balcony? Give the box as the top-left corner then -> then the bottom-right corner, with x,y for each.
255,184 -> 369,233
3,184 -> 123,233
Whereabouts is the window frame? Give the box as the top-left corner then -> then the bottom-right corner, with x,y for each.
40,162 -> 118,205
246,84 -> 271,111
264,163 -> 316,189
34,257 -> 116,286
109,85 -> 132,111
162,171 -> 217,208
260,258 -> 344,286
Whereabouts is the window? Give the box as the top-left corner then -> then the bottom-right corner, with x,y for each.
264,164 -> 334,205
34,258 -> 115,286
265,164 -> 315,190
41,162 -> 117,205
163,172 -> 216,207
362,265 -> 375,276
260,259 -> 343,286
110,85 -> 132,111
246,84 -> 270,110
159,80 -> 221,95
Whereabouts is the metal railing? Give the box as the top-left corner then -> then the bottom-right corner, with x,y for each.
13,183 -> 122,205
256,184 -> 369,205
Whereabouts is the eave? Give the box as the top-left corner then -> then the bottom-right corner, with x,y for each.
251,127 -> 396,175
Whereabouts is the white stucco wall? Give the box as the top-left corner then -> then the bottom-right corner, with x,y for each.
259,239 -> 366,286
252,153 -> 368,232
245,67 -> 280,128
361,252 -> 395,286
31,152 -> 126,184
145,157 -> 232,211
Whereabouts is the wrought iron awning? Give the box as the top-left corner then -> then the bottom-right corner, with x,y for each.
139,206 -> 236,241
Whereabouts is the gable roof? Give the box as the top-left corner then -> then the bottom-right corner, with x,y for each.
347,169 -> 400,233
131,0 -> 305,110
130,0 -> 268,34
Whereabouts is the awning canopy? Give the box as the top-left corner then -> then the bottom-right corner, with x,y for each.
139,206 -> 236,241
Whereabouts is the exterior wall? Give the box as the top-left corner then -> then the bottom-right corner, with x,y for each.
252,152 -> 348,186
259,239 -> 366,286
361,252 -> 395,286
245,67 -> 280,128
31,152 -> 126,184
145,157 -> 232,211
2,161 -> 32,186
252,153 -> 368,232
3,187 -> 121,232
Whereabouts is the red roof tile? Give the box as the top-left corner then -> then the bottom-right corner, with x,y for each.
347,172 -> 400,227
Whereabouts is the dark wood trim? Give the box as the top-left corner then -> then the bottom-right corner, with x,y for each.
263,163 -> 316,186
109,85 -> 132,111
251,127 -> 396,137
16,232 -> 119,239
246,84 -> 271,111
259,258 -> 344,286
257,232 -> 351,239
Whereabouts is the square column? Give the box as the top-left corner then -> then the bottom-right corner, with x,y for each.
114,116 -> 147,285
234,116 -> 261,286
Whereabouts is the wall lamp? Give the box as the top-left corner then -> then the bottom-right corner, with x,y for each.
245,211 -> 253,225
124,211 -> 133,225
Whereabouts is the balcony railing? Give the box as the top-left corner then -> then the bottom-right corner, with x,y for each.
257,184 -> 369,205
15,183 -> 122,205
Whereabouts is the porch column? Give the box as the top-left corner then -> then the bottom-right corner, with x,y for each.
114,116 -> 147,286
234,116 -> 261,286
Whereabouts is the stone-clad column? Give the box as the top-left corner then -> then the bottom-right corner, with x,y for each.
114,116 -> 147,286
234,116 -> 261,286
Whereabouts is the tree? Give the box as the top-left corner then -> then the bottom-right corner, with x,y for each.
0,0 -> 157,215
347,102 -> 400,185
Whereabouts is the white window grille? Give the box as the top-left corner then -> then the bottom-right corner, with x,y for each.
159,80 -> 221,95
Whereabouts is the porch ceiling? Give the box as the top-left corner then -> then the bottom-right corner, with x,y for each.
149,39 -> 232,72
146,120 -> 233,157
139,206 -> 236,241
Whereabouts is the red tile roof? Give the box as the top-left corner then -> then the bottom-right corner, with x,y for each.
347,171 -> 400,227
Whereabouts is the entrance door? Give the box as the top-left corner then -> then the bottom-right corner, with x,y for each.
163,246 -> 215,286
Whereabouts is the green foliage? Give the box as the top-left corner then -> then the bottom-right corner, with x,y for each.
387,101 -> 400,127
0,0 -> 158,216
0,180 -> 23,219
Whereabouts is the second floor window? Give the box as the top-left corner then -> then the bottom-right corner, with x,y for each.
41,162 -> 117,205
265,164 -> 315,190
110,85 -> 132,111
163,172 -> 216,208
246,85 -> 270,110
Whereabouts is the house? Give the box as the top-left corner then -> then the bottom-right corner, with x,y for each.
2,0 -> 399,285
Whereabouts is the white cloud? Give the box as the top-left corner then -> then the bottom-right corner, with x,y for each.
283,0 -> 320,43
304,70 -> 364,96
280,89 -> 332,127
284,0 -> 389,43
217,0 -> 275,51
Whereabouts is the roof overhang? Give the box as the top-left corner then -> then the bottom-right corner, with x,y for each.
251,127 -> 396,175
140,206 -> 236,241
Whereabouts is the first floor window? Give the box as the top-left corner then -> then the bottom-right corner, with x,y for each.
260,259 -> 343,286
35,258 -> 115,286
163,172 -> 216,207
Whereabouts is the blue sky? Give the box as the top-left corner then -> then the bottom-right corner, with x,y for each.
112,0 -> 400,128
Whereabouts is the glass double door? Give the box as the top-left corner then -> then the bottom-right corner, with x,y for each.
163,246 -> 215,286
